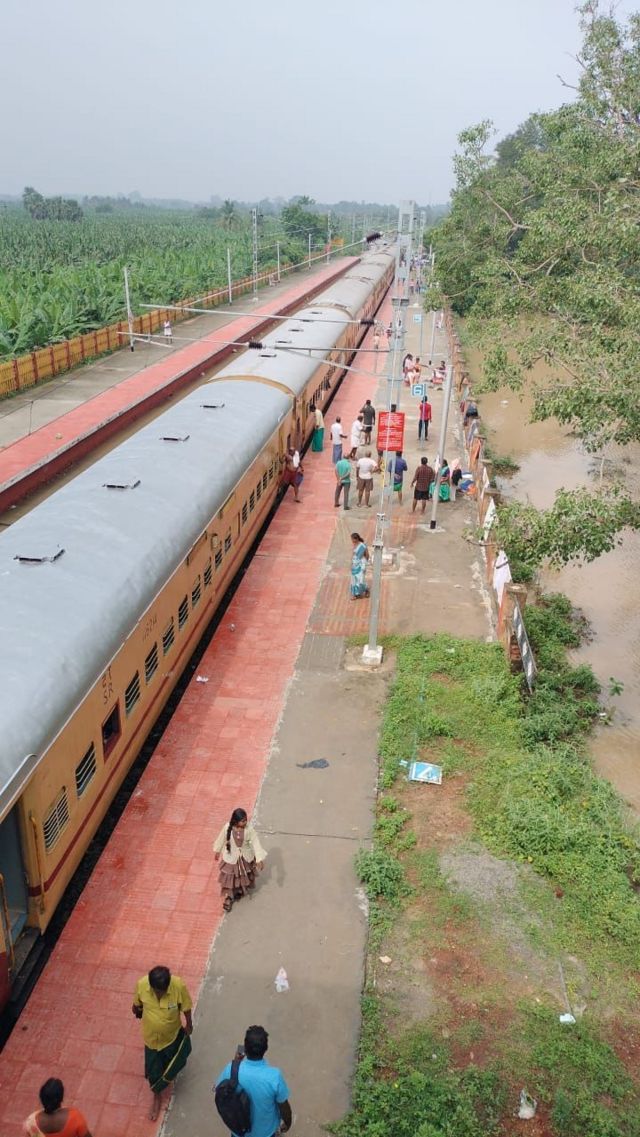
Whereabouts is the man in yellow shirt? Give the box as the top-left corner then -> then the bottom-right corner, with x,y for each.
132,965 -> 193,1120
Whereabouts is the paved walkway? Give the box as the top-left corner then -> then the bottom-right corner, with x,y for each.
0,294 -> 493,1137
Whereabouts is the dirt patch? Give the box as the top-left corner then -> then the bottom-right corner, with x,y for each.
400,771 -> 472,850
607,1021 -> 640,1086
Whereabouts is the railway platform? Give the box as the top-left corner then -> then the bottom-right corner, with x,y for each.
0,296 -> 492,1136
0,258 -> 357,513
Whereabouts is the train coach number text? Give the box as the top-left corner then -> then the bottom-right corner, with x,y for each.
142,613 -> 157,641
101,667 -> 114,706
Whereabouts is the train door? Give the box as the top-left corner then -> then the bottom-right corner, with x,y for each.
0,806 -> 29,947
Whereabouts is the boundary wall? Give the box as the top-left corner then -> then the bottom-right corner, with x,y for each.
0,253 -> 334,399
443,310 -> 537,689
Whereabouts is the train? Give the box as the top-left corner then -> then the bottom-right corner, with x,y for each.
0,247 -> 395,1013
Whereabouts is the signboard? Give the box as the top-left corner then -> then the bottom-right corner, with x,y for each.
377,411 -> 405,452
413,313 -> 422,324
411,383 -> 425,398
512,601 -> 537,692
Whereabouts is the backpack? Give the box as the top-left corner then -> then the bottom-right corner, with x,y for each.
214,1056 -> 252,1135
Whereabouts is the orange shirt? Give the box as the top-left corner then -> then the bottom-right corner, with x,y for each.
24,1108 -> 90,1137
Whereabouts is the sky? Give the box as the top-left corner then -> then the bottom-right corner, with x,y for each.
1,0 -> 632,206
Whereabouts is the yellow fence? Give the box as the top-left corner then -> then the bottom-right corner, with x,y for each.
0,266 -> 299,400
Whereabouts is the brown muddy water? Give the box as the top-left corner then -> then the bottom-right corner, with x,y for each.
468,352 -> 640,814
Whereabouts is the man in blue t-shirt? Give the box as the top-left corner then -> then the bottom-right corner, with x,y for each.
218,1025 -> 292,1137
388,450 -> 408,505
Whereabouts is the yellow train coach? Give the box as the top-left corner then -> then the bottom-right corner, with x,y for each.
0,247 -> 395,1013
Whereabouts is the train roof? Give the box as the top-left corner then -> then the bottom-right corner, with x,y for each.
0,378 -> 289,818
0,248 -> 394,818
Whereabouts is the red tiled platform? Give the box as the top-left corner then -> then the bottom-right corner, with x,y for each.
0,260 -> 358,512
0,294 -> 395,1137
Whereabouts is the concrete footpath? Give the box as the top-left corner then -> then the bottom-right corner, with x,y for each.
161,301 -> 493,1137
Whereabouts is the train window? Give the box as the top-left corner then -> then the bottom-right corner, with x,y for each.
215,549 -> 223,570
145,642 -> 159,683
101,704 -> 121,759
162,618 -> 175,655
256,481 -> 262,501
192,577 -> 201,607
204,560 -> 212,587
262,472 -> 268,491
224,533 -> 232,553
75,743 -> 97,798
125,672 -> 141,716
178,596 -> 189,629
43,788 -> 70,853
249,491 -> 255,512
242,503 -> 248,525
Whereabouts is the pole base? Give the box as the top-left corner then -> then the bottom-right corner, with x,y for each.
362,644 -> 384,667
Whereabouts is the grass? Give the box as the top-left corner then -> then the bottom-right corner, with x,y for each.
376,621 -> 640,966
344,616 -> 640,1137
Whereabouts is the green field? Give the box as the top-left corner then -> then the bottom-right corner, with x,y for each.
0,209 -> 335,360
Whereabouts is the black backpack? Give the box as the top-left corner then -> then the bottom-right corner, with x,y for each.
214,1056 -> 252,1135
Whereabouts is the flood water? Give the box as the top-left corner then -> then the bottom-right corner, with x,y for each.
467,351 -> 640,815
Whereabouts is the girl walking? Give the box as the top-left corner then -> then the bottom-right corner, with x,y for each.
213,808 -> 267,912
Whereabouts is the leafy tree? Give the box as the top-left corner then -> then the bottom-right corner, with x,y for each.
280,197 -> 326,244
22,186 -> 47,220
22,185 -> 83,222
429,2 -> 640,567
220,199 -> 238,229
495,114 -> 550,169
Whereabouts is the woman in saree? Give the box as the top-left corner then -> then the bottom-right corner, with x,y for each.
430,459 -> 451,503
310,402 -> 325,451
24,1079 -> 92,1136
350,532 -> 370,599
213,807 -> 267,912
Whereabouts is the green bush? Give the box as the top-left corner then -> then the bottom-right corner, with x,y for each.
355,848 -> 412,904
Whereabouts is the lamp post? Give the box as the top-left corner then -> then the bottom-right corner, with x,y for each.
429,364 -> 454,530
123,266 -> 135,351
251,208 -> 259,301
363,293 -> 409,666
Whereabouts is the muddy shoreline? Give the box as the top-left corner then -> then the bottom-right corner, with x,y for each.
467,348 -> 640,814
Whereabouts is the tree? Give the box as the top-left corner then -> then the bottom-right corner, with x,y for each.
280,198 -> 326,245
22,185 -> 83,221
220,199 -> 238,229
430,1 -> 640,565
22,186 -> 46,219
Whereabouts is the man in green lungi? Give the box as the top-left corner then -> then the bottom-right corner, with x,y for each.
132,965 -> 193,1121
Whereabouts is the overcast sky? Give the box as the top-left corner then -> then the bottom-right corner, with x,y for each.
2,0 -> 629,205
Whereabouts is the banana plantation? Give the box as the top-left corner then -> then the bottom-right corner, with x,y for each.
0,209 -> 322,359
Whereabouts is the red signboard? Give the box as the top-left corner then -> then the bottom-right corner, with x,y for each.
377,411 -> 405,452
